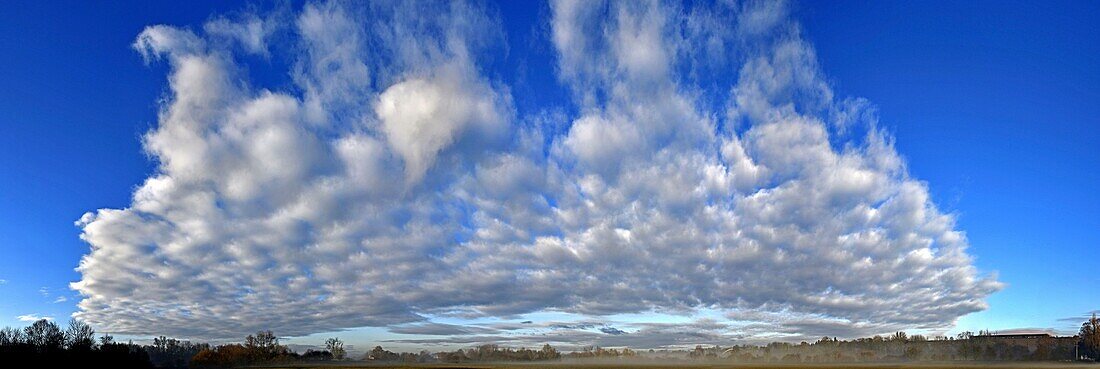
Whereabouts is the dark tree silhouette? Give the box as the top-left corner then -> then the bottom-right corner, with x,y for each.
1082,313 -> 1100,361
0,319 -> 153,368
65,319 -> 95,351
23,319 -> 64,353
0,327 -> 24,346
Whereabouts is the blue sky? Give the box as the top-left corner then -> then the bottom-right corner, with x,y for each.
0,0 -> 1096,350
798,0 -> 1100,334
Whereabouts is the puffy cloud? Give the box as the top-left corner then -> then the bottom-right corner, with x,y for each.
376,64 -> 508,183
384,318 -> 733,350
72,0 -> 1000,343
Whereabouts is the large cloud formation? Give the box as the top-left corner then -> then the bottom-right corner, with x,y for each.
72,0 -> 1001,343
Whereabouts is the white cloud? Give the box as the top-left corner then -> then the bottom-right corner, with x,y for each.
295,1 -> 372,124
54,296 -> 68,303
376,63 -> 508,183
204,12 -> 274,56
17,314 -> 52,322
72,0 -> 1000,343
736,0 -> 790,36
133,25 -> 204,62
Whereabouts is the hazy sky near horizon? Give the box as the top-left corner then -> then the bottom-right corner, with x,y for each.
0,0 -> 1096,351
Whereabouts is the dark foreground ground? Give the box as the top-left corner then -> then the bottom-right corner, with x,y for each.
259,362 -> 1100,369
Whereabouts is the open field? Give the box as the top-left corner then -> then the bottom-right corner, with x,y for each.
259,363 -> 1100,369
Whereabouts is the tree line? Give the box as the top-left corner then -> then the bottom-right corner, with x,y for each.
1,319 -> 158,368
0,320 -> 345,368
0,314 -> 1097,367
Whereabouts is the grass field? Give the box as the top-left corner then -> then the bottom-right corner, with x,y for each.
260,362 -> 1100,369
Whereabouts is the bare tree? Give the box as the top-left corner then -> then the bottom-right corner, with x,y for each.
64,319 -> 95,351
23,319 -> 64,352
245,330 -> 278,350
244,330 -> 283,360
98,333 -> 114,346
0,326 -> 25,346
325,337 -> 346,360
1082,313 -> 1100,361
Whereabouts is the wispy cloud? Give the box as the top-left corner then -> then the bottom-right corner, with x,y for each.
599,327 -> 627,335
17,314 -> 52,322
1057,310 -> 1100,324
70,0 -> 999,342
388,322 -> 498,336
53,296 -> 68,303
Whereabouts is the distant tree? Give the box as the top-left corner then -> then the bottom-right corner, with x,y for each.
302,349 -> 334,361
64,318 -> 95,351
325,337 -> 346,360
904,346 -> 923,360
1081,313 -> 1100,361
1033,336 -> 1055,361
367,345 -> 399,361
149,336 -> 208,368
189,348 -> 225,368
984,345 -> 997,360
244,330 -> 285,360
99,333 -> 114,346
0,326 -> 25,346
190,344 -> 252,368
540,343 -> 560,359
23,319 -> 64,352
245,330 -> 276,350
